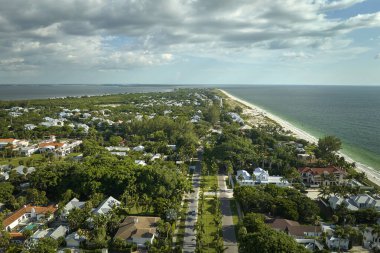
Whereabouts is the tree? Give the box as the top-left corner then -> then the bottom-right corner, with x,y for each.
316,136 -> 342,160
30,237 -> 58,253
109,135 -> 123,146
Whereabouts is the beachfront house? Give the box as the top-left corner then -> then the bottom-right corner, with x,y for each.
93,196 -> 120,215
363,227 -> 380,250
236,168 -> 290,187
298,167 -> 346,186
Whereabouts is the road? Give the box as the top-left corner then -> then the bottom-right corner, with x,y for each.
183,152 -> 201,253
217,175 -> 239,253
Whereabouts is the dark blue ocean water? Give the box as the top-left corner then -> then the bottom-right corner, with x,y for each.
223,85 -> 380,170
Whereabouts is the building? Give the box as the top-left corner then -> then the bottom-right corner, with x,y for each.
65,232 -> 86,248
329,194 -> 380,211
321,223 -> 350,251
61,198 -> 86,220
267,218 -> 322,239
363,227 -> 380,250
114,216 -> 161,247
236,168 -> 290,187
93,196 -> 120,215
298,167 -> 346,186
2,204 -> 57,232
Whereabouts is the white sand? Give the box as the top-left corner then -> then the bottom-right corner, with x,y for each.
220,89 -> 380,186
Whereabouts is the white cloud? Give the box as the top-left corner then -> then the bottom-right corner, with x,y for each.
0,0 -> 379,72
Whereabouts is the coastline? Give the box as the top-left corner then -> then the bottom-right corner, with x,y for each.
219,89 -> 380,187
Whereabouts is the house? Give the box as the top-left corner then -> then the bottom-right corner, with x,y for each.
38,142 -> 65,153
93,196 -> 120,215
24,124 -> 37,130
30,225 -> 68,242
13,166 -> 35,176
133,145 -> 145,152
0,138 -> 18,149
298,167 -> 346,186
329,194 -> 380,211
76,124 -> 89,133
114,216 -> 161,247
65,232 -> 86,248
135,160 -> 147,166
363,227 -> 380,250
321,223 -> 350,251
0,171 -> 9,180
40,117 -> 65,127
236,168 -> 290,187
61,198 -> 86,220
267,218 -> 322,239
150,154 -> 161,161
2,204 -> 57,232
19,146 -> 38,157
227,112 -> 244,124
297,154 -> 313,161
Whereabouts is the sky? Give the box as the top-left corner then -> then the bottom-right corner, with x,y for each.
0,0 -> 379,85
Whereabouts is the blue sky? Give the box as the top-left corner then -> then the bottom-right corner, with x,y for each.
0,0 -> 379,85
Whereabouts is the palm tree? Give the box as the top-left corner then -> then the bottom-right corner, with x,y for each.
319,185 -> 331,199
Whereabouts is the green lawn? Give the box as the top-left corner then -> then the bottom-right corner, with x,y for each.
229,199 -> 239,225
202,175 -> 218,192
199,198 -> 221,252
127,205 -> 155,216
175,199 -> 189,247
0,154 -> 46,167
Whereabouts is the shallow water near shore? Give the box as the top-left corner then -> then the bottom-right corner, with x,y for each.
223,85 -> 380,171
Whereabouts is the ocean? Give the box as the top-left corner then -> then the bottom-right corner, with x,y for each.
0,84 -> 181,101
223,85 -> 380,171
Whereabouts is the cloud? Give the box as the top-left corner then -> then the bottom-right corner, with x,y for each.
0,0 -> 379,72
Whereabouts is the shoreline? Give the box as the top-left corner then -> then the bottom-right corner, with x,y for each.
219,89 -> 380,187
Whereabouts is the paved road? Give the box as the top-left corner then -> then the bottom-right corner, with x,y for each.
183,153 -> 201,253
217,175 -> 239,253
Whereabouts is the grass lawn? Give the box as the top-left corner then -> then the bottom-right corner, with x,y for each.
175,199 -> 189,247
229,199 -> 239,225
0,154 -> 47,167
202,175 -> 218,192
127,205 -> 155,216
199,198 -> 222,253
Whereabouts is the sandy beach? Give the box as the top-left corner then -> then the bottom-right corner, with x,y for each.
219,89 -> 380,187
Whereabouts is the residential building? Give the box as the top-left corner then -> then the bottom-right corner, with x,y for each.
329,194 -> 380,211
65,232 -> 86,248
2,204 -> 57,232
236,168 -> 290,187
13,166 -> 35,175
298,167 -> 346,186
114,216 -> 161,247
267,218 -> 322,239
93,196 -> 120,215
363,227 -> 380,250
61,198 -> 86,220
321,223 -> 350,251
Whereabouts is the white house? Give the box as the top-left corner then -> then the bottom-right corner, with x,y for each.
133,145 -> 145,152
2,205 -> 57,232
321,223 -> 350,251
61,198 -> 86,220
19,146 -> 38,157
24,124 -> 37,130
93,196 -> 120,215
135,160 -> 147,166
13,166 -> 36,175
236,168 -> 290,187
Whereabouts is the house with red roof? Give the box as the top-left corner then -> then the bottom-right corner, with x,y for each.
298,167 -> 346,186
2,204 -> 57,232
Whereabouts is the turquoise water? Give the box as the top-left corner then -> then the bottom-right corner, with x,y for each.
223,85 -> 380,171
20,223 -> 38,232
